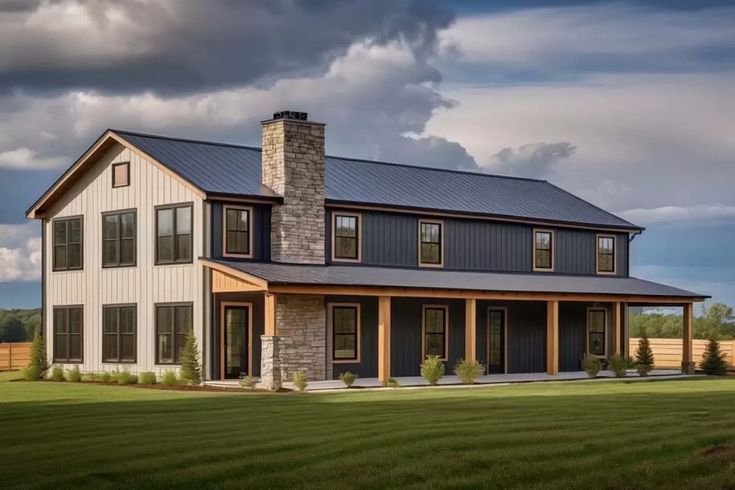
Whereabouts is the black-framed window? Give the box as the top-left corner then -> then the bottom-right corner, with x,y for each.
155,303 -> 192,364
112,162 -> 130,188
334,214 -> 359,260
53,306 -> 83,362
534,230 -> 553,270
597,236 -> 615,273
102,211 -> 136,267
332,305 -> 358,361
102,305 -> 136,363
588,309 -> 607,356
419,221 -> 442,265
224,207 -> 250,256
156,204 -> 192,264
423,306 -> 447,359
53,217 -> 83,271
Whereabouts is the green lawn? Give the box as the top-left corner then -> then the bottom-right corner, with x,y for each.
1,374 -> 734,489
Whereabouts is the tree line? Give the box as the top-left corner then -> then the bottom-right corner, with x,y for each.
629,303 -> 735,340
0,309 -> 41,343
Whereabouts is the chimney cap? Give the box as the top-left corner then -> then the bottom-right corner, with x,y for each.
272,111 -> 308,121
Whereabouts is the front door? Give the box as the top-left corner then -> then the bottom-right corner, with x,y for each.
488,309 -> 506,374
223,305 -> 249,379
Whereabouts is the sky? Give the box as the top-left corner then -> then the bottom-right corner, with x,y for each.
0,0 -> 733,309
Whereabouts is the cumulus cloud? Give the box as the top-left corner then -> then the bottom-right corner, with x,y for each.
0,147 -> 63,169
620,205 -> 735,225
0,223 -> 41,282
483,142 -> 575,178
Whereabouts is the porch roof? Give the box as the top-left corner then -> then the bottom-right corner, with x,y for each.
202,259 -> 708,302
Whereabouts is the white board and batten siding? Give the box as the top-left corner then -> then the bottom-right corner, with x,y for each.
44,142 -> 207,375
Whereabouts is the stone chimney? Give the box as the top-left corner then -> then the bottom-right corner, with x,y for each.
262,111 -> 326,264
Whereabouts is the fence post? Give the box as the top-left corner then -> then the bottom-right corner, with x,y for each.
8,343 -> 12,371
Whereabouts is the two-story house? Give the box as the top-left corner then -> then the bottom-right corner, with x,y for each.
27,111 -> 707,389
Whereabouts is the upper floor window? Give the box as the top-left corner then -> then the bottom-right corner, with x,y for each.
223,206 -> 251,257
103,304 -> 136,363
112,162 -> 130,188
155,303 -> 192,364
53,217 -> 83,271
53,306 -> 83,363
533,229 -> 553,271
331,304 -> 360,362
332,213 -> 360,261
102,210 -> 136,268
419,220 -> 443,267
156,204 -> 192,264
597,235 -> 616,274
422,305 -> 448,360
587,308 -> 607,357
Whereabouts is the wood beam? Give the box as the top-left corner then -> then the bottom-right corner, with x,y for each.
546,300 -> 559,375
682,303 -> 694,373
264,293 -> 276,336
612,302 -> 622,356
465,298 -> 476,362
378,296 -> 391,384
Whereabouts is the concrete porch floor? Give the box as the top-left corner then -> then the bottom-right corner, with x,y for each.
205,369 -> 692,391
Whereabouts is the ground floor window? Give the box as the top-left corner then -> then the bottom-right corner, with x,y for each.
155,303 -> 192,364
331,304 -> 359,362
53,306 -> 83,362
423,305 -> 448,359
102,304 -> 136,363
587,308 -> 607,356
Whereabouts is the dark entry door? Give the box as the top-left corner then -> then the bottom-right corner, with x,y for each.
224,306 -> 249,379
488,309 -> 506,374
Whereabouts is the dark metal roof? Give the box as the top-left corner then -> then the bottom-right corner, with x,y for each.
205,260 -> 706,299
113,130 -> 641,230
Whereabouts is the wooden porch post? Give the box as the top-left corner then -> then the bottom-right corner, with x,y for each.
612,302 -> 622,356
264,293 -> 276,336
378,296 -> 392,384
682,303 -> 694,374
465,298 -> 477,362
546,300 -> 559,375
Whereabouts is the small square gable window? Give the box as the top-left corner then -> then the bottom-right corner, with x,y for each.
112,162 -> 130,188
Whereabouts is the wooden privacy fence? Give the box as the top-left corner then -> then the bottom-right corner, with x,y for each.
0,342 -> 32,371
629,338 -> 735,368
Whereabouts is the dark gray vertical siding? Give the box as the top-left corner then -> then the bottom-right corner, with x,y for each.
617,234 -> 629,277
361,212 -> 417,267
506,302 -> 547,373
555,229 -> 595,275
210,201 -> 270,261
327,295 -> 378,379
212,292 -> 264,378
445,220 -> 532,272
559,302 -> 587,371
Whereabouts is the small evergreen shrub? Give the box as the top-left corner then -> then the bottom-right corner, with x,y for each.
179,331 -> 202,385
420,355 -> 445,385
239,375 -> 257,389
700,338 -> 728,375
609,355 -> 628,377
292,371 -> 308,392
23,333 -> 49,380
66,366 -> 82,383
454,358 -> 484,384
100,372 -> 112,383
385,378 -> 400,388
139,372 -> 157,385
634,336 -> 655,376
162,370 -> 179,386
117,371 -> 138,385
51,365 -> 65,382
339,371 -> 358,388
582,355 -> 601,378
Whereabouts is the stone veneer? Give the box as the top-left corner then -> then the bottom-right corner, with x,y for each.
274,294 -> 327,382
261,117 -> 326,264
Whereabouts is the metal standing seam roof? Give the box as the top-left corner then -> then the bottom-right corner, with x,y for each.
113,130 -> 642,231
204,259 -> 707,299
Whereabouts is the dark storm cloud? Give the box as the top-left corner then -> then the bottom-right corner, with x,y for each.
0,0 -> 453,94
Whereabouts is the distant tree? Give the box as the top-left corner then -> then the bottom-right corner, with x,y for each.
696,303 -> 735,340
700,338 -> 728,375
629,302 -> 735,341
0,315 -> 26,342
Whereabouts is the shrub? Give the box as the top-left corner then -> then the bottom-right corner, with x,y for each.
609,355 -> 628,377
139,372 -> 157,385
162,370 -> 179,386
23,333 -> 49,380
454,358 -> 484,384
85,372 -> 99,381
292,371 -> 308,392
117,371 -> 138,385
385,378 -> 401,388
100,372 -> 112,383
239,375 -> 257,389
582,355 -> 601,378
66,366 -> 82,383
420,355 -> 445,385
51,365 -> 65,382
634,336 -> 655,376
700,338 -> 728,375
179,331 -> 202,385
339,371 -> 358,388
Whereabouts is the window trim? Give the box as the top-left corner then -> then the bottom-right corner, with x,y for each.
586,307 -> 608,358
532,228 -> 554,272
101,303 -> 137,364
418,219 -> 444,268
51,215 -> 84,272
52,305 -> 84,363
596,234 -> 617,275
154,302 -> 194,365
487,307 -> 508,374
111,162 -> 130,188
422,304 -> 449,360
101,209 -> 137,268
331,211 -> 362,263
329,302 -> 361,363
222,205 -> 253,259
155,202 -> 194,265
